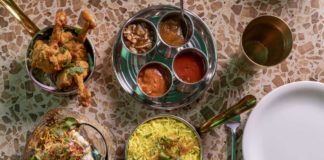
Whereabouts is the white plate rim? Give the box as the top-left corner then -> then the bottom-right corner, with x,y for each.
242,81 -> 324,160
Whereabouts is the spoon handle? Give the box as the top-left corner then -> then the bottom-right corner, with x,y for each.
0,0 -> 39,36
230,131 -> 237,160
180,0 -> 184,12
199,95 -> 257,133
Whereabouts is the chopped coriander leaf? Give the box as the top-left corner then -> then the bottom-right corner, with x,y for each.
74,27 -> 82,35
63,63 -> 74,68
67,66 -> 84,76
159,151 -> 171,160
62,117 -> 78,130
59,47 -> 67,53
29,155 -> 38,160
63,147 -> 69,154
144,133 -> 152,138
51,128 -> 61,137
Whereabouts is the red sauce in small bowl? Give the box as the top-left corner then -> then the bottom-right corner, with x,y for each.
173,51 -> 206,83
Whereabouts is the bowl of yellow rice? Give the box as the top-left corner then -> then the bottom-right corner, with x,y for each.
125,115 -> 202,160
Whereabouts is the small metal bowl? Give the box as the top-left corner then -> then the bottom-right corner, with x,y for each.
137,61 -> 173,100
157,11 -> 194,48
172,48 -> 208,93
125,115 -> 203,160
26,26 -> 96,95
121,18 -> 158,56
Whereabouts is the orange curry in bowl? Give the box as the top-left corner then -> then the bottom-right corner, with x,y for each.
159,17 -> 186,47
137,63 -> 171,97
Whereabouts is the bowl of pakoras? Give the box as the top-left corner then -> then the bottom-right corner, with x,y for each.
26,10 -> 96,106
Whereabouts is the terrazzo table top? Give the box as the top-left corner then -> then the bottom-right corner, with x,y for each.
0,0 -> 324,159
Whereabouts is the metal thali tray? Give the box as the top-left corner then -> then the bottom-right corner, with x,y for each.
112,5 -> 217,110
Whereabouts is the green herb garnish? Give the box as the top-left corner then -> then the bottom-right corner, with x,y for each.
144,133 -> 152,138
62,117 -> 78,130
59,47 -> 67,53
62,62 -> 74,68
67,66 -> 84,76
29,156 -> 38,160
159,151 -> 171,160
74,27 -> 82,35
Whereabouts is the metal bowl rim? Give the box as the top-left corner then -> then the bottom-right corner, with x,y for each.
172,47 -> 208,85
156,10 -> 195,48
136,61 -> 174,98
124,114 -> 203,160
120,18 -> 158,56
240,15 -> 293,68
25,25 -> 96,95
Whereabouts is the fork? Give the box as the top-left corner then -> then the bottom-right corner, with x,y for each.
225,91 -> 241,160
225,115 -> 240,160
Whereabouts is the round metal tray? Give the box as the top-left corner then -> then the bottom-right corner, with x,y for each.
112,5 -> 217,110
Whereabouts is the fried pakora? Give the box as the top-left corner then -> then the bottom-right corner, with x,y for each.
31,10 -> 96,106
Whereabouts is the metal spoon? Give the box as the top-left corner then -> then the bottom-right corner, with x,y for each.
180,0 -> 189,40
225,115 -> 240,160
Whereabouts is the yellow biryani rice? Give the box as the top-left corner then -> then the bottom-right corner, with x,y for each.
127,117 -> 201,160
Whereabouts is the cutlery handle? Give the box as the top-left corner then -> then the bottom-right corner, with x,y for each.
230,131 -> 237,160
0,0 -> 39,36
180,0 -> 184,12
199,95 -> 257,133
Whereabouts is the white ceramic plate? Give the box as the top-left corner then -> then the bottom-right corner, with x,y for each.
243,81 -> 324,160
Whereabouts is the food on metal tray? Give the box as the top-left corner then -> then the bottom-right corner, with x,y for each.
159,17 -> 185,46
127,117 -> 200,160
123,21 -> 154,54
173,50 -> 206,83
137,63 -> 170,97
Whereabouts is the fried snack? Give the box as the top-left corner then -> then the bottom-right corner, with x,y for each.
56,61 -> 91,106
31,40 -> 72,73
73,61 -> 91,106
78,10 -> 96,43
50,10 -> 67,47
62,31 -> 88,61
31,10 -> 95,106
31,11 -> 72,73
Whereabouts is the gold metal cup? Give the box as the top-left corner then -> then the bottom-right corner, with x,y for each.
241,16 -> 293,70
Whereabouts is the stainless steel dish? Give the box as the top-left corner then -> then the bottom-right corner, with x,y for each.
121,18 -> 158,56
172,48 -> 208,93
23,108 -> 117,160
1,0 -> 96,95
112,5 -> 217,110
26,26 -> 96,95
126,115 -> 203,160
157,11 -> 194,49
137,61 -> 173,99
125,95 -> 257,159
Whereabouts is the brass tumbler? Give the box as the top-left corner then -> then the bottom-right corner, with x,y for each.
241,16 -> 293,70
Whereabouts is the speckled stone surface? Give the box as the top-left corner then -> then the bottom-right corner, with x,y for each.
0,0 -> 323,159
